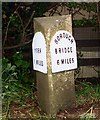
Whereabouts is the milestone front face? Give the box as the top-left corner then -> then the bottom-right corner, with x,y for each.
50,30 -> 77,73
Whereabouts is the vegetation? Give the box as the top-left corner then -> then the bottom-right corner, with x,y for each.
2,2 -> 100,51
76,80 -> 100,120
2,52 -> 35,119
1,2 -> 100,120
76,81 -> 100,104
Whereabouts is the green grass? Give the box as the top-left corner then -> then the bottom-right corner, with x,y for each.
76,80 -> 100,105
75,80 -> 100,120
2,53 -> 36,119
3,73 -> 100,120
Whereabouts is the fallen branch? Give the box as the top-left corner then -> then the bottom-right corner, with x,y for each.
3,39 -> 32,50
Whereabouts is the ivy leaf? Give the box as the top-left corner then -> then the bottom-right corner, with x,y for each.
3,14 -> 6,19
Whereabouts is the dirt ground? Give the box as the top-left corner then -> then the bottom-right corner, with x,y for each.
9,97 -> 100,120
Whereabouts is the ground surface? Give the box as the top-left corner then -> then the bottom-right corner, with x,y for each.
9,96 -> 100,120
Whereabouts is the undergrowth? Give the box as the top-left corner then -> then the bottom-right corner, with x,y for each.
1,52 -> 100,119
76,80 -> 100,120
1,51 -> 35,119
76,80 -> 100,105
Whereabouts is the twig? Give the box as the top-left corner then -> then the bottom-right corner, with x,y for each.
3,3 -> 21,47
21,10 -> 35,43
96,2 -> 100,27
49,4 -> 59,16
3,39 -> 32,50
73,8 -> 81,16
3,3 -> 34,49
3,19 -> 11,46
15,11 -> 24,30
5,100 -> 11,118
60,3 -> 64,13
77,11 -> 85,17
80,105 -> 95,119
84,106 -> 94,115
92,66 -> 100,73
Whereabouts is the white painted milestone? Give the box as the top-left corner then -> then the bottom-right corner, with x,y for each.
50,30 -> 77,73
32,32 -> 47,73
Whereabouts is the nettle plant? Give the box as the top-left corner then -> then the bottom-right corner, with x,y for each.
2,51 -> 36,118
2,57 -> 18,101
12,51 -> 30,85
2,51 -> 33,104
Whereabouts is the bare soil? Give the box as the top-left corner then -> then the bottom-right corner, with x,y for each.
9,98 -> 100,120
